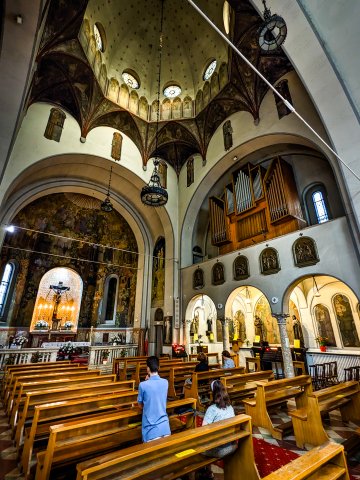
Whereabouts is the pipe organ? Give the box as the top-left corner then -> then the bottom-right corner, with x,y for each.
209,157 -> 306,253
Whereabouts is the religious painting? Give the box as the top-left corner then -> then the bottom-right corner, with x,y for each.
223,120 -> 233,151
187,157 -> 194,187
274,79 -> 293,119
163,316 -> 173,345
260,247 -> 280,275
216,318 -> 223,343
289,300 -> 303,346
332,294 -> 360,347
230,310 -> 246,342
111,132 -> 123,161
193,267 -> 204,290
212,262 -> 225,286
44,107 -> 66,142
254,296 -> 279,344
293,237 -> 319,267
233,255 -> 249,280
158,161 -> 168,188
313,304 -> 336,346
151,237 -> 165,307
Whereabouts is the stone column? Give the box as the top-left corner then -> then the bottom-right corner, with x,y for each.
183,319 -> 192,354
272,313 -> 295,378
221,318 -> 230,352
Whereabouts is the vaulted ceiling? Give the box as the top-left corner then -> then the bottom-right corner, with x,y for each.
29,0 -> 293,174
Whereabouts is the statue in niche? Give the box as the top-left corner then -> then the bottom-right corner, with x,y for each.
233,255 -> 249,280
206,317 -> 213,334
44,108 -> 66,142
233,310 -> 246,342
274,79 -> 293,119
111,132 -> 123,161
187,157 -> 194,187
333,294 -> 360,347
163,316 -> 172,345
260,247 -> 280,275
212,262 -> 225,285
292,315 -> 304,347
254,315 -> 265,341
314,304 -> 336,346
158,161 -> 167,188
191,311 -> 199,336
293,237 -> 319,267
193,267 -> 204,290
223,120 -> 233,151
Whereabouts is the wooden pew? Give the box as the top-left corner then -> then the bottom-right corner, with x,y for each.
243,375 -> 313,440
10,374 -> 116,430
114,355 -> 172,381
2,363 -> 81,403
189,352 -> 219,364
6,367 -> 91,413
75,421 -> 350,480
121,358 -> 183,384
289,380 -> 360,448
168,363 -> 220,399
21,390 -> 139,477
35,398 -> 197,480
184,366 -> 246,409
76,414 -> 258,480
245,357 -> 261,373
221,370 -> 274,402
14,380 -> 135,450
112,356 -> 149,379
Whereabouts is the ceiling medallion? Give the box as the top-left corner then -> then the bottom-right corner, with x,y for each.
101,165 -> 114,212
258,0 -> 287,52
141,0 -> 168,208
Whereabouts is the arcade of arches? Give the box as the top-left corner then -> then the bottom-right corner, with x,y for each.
0,0 -> 360,380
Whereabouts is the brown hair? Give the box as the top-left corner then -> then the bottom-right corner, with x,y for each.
211,380 -> 232,409
197,352 -> 208,363
222,350 -> 231,358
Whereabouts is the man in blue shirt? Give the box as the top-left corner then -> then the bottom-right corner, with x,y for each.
137,355 -> 171,442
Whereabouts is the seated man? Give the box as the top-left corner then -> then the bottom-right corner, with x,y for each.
137,355 -> 171,442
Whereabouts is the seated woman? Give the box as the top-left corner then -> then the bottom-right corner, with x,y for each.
195,352 -> 209,372
222,350 -> 235,368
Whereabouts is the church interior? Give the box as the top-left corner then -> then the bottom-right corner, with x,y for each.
0,0 -> 360,478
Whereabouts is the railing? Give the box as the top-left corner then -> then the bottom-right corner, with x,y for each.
88,345 -> 138,366
0,348 -> 58,369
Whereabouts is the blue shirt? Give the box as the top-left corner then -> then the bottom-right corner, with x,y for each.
137,374 -> 171,442
223,358 -> 235,369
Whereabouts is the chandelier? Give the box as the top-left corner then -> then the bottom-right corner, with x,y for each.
140,0 -> 168,207
258,0 -> 287,52
101,165 -> 113,212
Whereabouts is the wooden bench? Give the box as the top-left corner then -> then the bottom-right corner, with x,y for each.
189,353 -> 220,364
76,414 -> 257,480
221,370 -> 274,402
35,398 -> 197,480
243,375 -> 313,440
289,380 -> 360,448
14,380 -> 135,451
124,359 -> 183,385
184,366 -> 246,409
168,363 -> 220,399
112,354 -> 170,379
118,358 -> 181,382
6,367 -> 91,414
245,357 -> 261,373
10,373 -> 116,430
21,390 -> 139,477
3,363 -> 83,406
75,420 -> 350,480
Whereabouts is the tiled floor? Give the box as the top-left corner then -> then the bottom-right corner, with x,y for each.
0,401 -> 359,479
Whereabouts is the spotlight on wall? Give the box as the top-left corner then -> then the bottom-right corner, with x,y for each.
5,225 -> 15,233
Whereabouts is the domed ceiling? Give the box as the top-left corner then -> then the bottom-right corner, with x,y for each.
85,0 -> 228,102
29,0 -> 293,174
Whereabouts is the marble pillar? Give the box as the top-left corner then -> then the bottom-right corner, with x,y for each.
272,313 -> 295,378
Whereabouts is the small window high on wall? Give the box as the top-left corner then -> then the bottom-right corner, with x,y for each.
0,263 -> 15,319
312,191 -> 329,223
304,184 -> 331,225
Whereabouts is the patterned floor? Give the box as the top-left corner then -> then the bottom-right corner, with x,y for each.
0,401 -> 359,479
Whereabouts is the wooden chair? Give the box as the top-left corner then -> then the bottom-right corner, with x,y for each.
20,390 -> 139,477
35,398 -> 197,480
243,375 -> 313,440
289,380 -> 360,448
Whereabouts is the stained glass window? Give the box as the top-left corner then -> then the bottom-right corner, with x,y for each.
163,85 -> 181,99
122,71 -> 140,89
0,263 -> 14,316
312,191 -> 329,223
93,24 -> 103,52
203,60 -> 217,81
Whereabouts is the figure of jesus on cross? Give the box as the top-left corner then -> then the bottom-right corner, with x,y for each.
49,281 -> 70,327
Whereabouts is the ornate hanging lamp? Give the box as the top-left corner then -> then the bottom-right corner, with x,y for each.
101,165 -> 114,212
258,0 -> 287,52
140,0 -> 168,207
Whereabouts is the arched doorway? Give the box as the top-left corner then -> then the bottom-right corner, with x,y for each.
184,294 -> 217,354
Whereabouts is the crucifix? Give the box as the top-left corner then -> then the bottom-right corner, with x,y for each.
49,281 -> 70,329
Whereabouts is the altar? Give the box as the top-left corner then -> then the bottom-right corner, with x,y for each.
30,331 -> 76,348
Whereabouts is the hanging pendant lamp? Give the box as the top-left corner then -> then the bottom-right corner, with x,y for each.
101,165 -> 114,212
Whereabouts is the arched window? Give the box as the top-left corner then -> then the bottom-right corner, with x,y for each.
192,245 -> 203,264
312,191 -> 329,223
304,184 -> 331,225
0,262 -> 15,319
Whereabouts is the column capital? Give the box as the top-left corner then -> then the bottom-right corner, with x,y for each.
271,313 -> 289,325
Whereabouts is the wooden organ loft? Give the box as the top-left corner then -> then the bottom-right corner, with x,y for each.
209,156 -> 307,254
